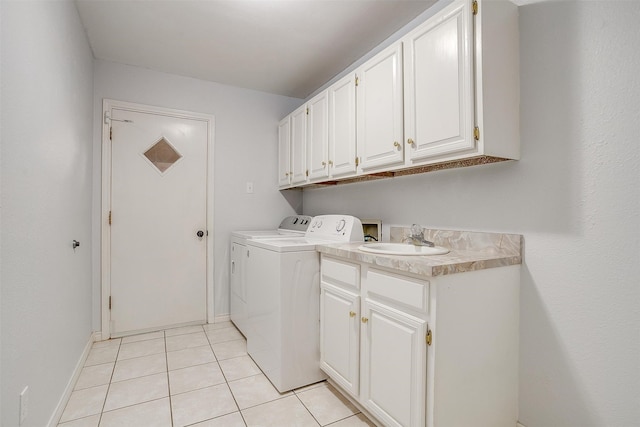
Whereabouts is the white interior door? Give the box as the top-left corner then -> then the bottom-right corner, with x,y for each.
109,107 -> 208,337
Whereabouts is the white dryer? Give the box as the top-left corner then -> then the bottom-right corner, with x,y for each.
244,215 -> 364,392
230,215 -> 312,335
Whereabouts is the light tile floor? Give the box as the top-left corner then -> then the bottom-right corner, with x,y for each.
58,322 -> 376,427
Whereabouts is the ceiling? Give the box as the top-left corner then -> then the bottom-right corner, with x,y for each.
75,0 -> 437,99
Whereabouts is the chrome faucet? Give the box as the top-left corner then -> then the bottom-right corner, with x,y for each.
408,224 -> 435,247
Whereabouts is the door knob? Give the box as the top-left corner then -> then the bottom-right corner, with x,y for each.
197,230 -> 205,238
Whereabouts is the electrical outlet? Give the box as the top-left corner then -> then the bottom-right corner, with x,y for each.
20,386 -> 29,425
246,182 -> 254,194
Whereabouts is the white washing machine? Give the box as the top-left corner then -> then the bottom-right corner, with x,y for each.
244,215 -> 364,392
230,215 -> 312,335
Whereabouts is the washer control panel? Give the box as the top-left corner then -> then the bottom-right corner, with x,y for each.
278,215 -> 313,232
306,215 -> 364,242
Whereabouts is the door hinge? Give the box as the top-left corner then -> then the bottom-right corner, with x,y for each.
355,75 -> 359,87
472,0 -> 478,15
306,107 -> 309,115
474,126 -> 480,141
306,169 -> 309,177
355,157 -> 360,167
109,127 -> 113,140
108,211 -> 112,225
108,296 -> 112,310
426,329 -> 432,346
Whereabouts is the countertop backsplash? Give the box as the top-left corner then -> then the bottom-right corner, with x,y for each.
390,226 -> 522,256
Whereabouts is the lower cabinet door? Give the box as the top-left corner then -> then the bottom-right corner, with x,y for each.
361,299 -> 427,427
320,283 -> 360,397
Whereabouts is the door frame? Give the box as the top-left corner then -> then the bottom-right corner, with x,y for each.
101,99 -> 215,339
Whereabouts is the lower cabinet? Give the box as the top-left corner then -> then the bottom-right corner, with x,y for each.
361,300 -> 427,427
320,256 -> 428,427
319,254 -> 519,427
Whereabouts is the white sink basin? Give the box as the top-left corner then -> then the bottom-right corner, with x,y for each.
358,243 -> 450,256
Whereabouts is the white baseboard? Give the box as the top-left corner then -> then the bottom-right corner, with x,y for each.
47,332 -> 98,427
212,314 -> 230,323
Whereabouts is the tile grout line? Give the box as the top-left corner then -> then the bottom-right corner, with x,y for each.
238,407 -> 250,427
165,329 -> 175,427
293,391 -> 323,427
98,338 -> 122,426
204,324 -> 247,425
203,323 -> 250,426
71,323 -> 365,427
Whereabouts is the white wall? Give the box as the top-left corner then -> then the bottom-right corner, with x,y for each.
92,60 -> 303,328
1,1 -> 94,426
303,2 -> 640,426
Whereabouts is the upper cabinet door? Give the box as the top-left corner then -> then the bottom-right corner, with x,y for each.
328,73 -> 357,179
403,0 -> 475,162
356,44 -> 404,171
278,116 -> 291,188
290,105 -> 308,185
307,91 -> 330,182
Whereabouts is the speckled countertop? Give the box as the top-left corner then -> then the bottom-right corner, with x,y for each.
317,227 -> 522,277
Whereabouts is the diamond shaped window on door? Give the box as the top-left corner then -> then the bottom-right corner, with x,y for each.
143,137 -> 182,173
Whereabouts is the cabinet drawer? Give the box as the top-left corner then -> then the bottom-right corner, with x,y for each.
366,268 -> 429,313
321,256 -> 360,289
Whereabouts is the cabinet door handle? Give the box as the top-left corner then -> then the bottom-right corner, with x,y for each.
407,138 -> 415,146
349,311 -> 356,318
322,161 -> 326,167
361,317 -> 368,323
393,141 -> 400,148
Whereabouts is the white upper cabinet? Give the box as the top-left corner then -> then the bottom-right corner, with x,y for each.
290,104 -> 308,185
328,73 -> 357,179
474,0 -> 520,160
356,44 -> 404,171
278,0 -> 519,189
403,0 -> 519,166
307,90 -> 330,182
403,0 -> 475,162
278,116 -> 291,188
